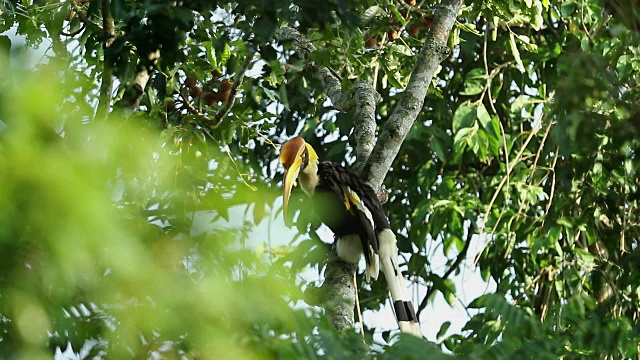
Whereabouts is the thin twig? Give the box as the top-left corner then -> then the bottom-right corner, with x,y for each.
474,92 -> 555,265
71,3 -> 103,32
417,222 -> 475,317
210,47 -> 257,127
503,118 -> 556,259
354,273 -> 366,339
545,147 -> 559,214
60,22 -> 86,37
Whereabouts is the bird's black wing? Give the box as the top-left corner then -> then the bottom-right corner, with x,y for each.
315,161 -> 389,266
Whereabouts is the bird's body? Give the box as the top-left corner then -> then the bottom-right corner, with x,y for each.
307,161 -> 383,281
279,137 -> 422,337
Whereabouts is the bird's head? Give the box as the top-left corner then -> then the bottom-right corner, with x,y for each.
279,137 -> 318,225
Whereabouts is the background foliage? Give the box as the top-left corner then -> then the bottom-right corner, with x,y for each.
1,0 -> 639,358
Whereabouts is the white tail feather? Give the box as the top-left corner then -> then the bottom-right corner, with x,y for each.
336,235 -> 380,282
366,249 -> 379,283
378,228 -> 422,337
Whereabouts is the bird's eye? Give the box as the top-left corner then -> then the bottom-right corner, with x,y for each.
301,147 -> 309,170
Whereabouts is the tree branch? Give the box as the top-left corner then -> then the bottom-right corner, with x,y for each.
60,22 -> 86,37
209,47 -> 257,128
101,0 -> 115,40
416,221 -> 475,317
275,27 -> 383,174
324,255 -> 359,331
113,50 -> 161,113
274,1 -> 462,333
274,27 -> 381,334
95,0 -> 115,120
362,0 -> 464,190
275,27 -> 356,111
72,2 -> 104,32
352,81 -> 380,174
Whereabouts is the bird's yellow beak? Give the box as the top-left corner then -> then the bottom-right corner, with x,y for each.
279,137 -> 307,226
282,157 -> 302,226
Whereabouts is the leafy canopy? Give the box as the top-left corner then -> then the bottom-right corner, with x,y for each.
1,0 -> 640,358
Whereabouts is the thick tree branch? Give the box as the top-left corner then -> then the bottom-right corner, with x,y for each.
362,0 -> 464,190
274,27 -> 316,59
101,0 -> 115,39
275,27 -> 356,111
275,27 -> 382,172
274,1 -> 463,333
324,256 -> 359,331
352,81 -> 380,174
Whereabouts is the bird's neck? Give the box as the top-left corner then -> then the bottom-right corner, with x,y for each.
299,160 -> 319,196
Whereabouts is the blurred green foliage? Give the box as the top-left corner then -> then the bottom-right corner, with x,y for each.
0,65 -> 306,359
1,0 -> 640,359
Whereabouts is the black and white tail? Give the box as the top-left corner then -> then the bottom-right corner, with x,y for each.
378,228 -> 422,337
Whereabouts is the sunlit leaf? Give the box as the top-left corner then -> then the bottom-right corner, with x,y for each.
509,32 -> 526,73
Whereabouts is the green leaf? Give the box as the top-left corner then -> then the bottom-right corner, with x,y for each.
510,95 -> 529,113
460,79 -> 484,96
474,129 -> 489,161
361,6 -> 383,23
477,103 -> 491,129
452,101 -> 476,133
431,136 -> 448,163
458,22 -> 481,36
433,199 -> 454,208
509,32 -> 525,73
484,117 -> 502,156
617,54 -> 632,79
469,294 -> 491,308
481,264 -> 491,282
436,321 -> 451,340
574,248 -> 596,269
309,48 -> 331,67
221,42 -> 231,66
203,41 -> 217,69
443,279 -> 457,306
278,84 -> 290,110
556,217 -> 573,228
532,5 -> 544,31
267,71 -> 279,87
449,26 -> 461,48
388,5 -> 406,25
381,60 -> 404,89
453,125 -> 477,157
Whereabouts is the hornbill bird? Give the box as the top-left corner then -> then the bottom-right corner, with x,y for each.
279,137 -> 422,337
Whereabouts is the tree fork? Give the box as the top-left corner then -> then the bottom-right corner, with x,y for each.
275,0 -> 465,335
